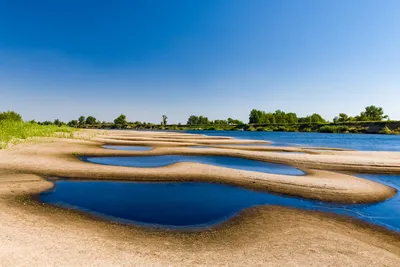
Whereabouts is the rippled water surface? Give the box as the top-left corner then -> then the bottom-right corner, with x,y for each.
83,155 -> 304,175
185,130 -> 400,151
40,174 -> 400,231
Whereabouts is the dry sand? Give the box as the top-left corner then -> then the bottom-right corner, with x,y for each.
0,130 -> 400,266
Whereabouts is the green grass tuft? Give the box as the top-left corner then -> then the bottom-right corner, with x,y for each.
0,120 -> 75,149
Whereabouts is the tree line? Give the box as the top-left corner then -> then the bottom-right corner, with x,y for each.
248,105 -> 388,124
186,116 -> 243,125
0,105 -> 391,129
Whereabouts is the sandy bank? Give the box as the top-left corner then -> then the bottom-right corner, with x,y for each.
0,137 -> 396,203
1,130 -> 400,266
0,172 -> 399,266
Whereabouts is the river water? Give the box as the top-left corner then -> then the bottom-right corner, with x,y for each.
185,130 -> 400,151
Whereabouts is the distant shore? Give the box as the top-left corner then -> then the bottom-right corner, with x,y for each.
79,121 -> 400,135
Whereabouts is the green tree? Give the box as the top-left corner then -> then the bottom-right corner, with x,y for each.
214,119 -> 228,125
355,112 -> 369,121
286,112 -> 298,124
41,121 -> 53,125
187,115 -> 210,125
187,115 -> 198,125
85,116 -> 97,125
162,115 -> 168,125
199,116 -> 209,124
114,114 -> 127,128
249,109 -> 298,124
78,116 -> 86,126
227,118 -> 243,125
53,119 -> 63,126
0,111 -> 22,121
339,113 -> 349,122
334,113 -> 350,123
299,114 -> 326,123
363,105 -> 387,121
68,120 -> 79,128
249,109 -> 262,123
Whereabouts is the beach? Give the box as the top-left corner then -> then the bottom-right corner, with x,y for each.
0,130 -> 399,266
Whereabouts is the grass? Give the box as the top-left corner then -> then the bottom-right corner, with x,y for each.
0,120 -> 75,149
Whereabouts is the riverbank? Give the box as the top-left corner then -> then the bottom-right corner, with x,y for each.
0,134 -> 398,203
1,172 -> 399,266
0,130 -> 400,266
81,121 -> 400,135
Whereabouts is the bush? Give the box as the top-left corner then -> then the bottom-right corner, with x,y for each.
319,125 -> 351,133
379,126 -> 392,134
300,127 -> 312,132
0,111 -> 22,121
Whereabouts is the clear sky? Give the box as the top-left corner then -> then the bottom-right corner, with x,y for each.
1,0 -> 399,123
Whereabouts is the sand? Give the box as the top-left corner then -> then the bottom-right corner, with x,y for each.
0,129 -> 400,266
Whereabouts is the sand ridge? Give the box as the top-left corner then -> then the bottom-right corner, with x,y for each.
0,135 -> 397,203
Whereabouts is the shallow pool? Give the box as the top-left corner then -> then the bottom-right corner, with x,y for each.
40,174 -> 400,231
103,145 -> 152,151
82,155 -> 304,176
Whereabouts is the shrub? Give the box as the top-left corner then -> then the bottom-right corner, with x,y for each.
379,126 -> 392,134
319,125 -> 351,133
300,127 -> 312,132
0,111 -> 22,121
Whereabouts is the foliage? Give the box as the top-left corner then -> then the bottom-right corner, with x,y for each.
78,116 -> 86,126
162,115 -> 168,125
53,119 -> 64,127
114,114 -> 128,128
357,106 -> 388,121
40,121 -> 53,125
333,106 -> 388,122
85,116 -> 97,125
318,125 -> 352,133
0,120 -> 74,149
213,119 -> 228,125
249,109 -> 299,124
0,111 -> 22,121
68,120 -> 79,128
299,113 -> 326,123
333,113 -> 351,123
379,126 -> 392,134
187,115 -> 210,125
227,118 -> 244,125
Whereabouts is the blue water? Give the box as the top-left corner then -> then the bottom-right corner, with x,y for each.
40,174 -> 400,231
103,145 -> 152,151
83,155 -> 304,176
185,130 -> 400,151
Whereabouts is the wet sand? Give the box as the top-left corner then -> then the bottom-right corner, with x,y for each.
0,130 -> 400,266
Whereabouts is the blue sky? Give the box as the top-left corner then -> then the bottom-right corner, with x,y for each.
1,0 -> 399,123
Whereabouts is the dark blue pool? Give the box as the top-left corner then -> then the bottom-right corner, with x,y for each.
83,155 -> 304,176
40,174 -> 400,231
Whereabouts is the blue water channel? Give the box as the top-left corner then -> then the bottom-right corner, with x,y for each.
103,145 -> 152,151
40,174 -> 400,231
83,155 -> 304,176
